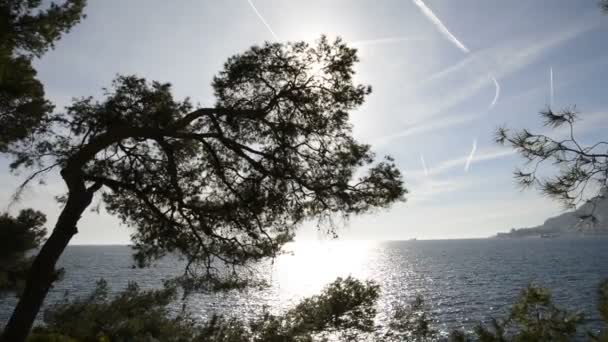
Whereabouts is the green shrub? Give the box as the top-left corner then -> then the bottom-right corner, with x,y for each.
26,333 -> 78,342
34,279 -> 197,342
472,284 -> 584,341
29,278 -> 608,341
32,277 -> 381,342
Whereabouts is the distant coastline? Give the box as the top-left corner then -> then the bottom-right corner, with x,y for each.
494,191 -> 608,238
494,230 -> 608,239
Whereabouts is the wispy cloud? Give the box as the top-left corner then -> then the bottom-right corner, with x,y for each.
409,178 -> 474,204
420,153 -> 429,177
488,76 -> 500,110
550,67 -> 554,106
425,18 -> 596,86
386,18 -> 598,141
494,54 -> 608,112
419,111 -> 608,179
412,0 -> 469,53
377,16 -> 593,146
372,113 -> 478,147
409,148 -> 516,179
350,36 -> 426,47
464,139 -> 477,172
246,0 -> 279,40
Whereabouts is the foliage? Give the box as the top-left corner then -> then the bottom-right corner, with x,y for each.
31,277 -> 380,342
32,279 -> 198,342
591,280 -> 608,342
0,0 -> 86,151
26,333 -> 77,342
473,284 -> 584,341
29,277 -> 608,341
496,109 -> 608,224
8,36 -> 405,291
0,209 -> 46,296
380,295 -> 438,341
283,277 -> 379,340
2,34 -> 405,341
600,280 -> 608,325
498,2 -> 608,215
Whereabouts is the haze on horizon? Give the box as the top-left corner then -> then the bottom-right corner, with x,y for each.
1,0 -> 607,244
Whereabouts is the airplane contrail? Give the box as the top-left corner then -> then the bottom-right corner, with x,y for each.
550,67 -> 554,106
412,0 -> 469,53
464,139 -> 477,172
488,76 -> 500,110
247,0 -> 279,40
420,154 -> 429,177
411,0 -> 502,115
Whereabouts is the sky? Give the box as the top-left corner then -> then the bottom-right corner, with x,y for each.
1,0 -> 607,244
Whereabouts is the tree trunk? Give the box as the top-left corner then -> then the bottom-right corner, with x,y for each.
1,171 -> 95,342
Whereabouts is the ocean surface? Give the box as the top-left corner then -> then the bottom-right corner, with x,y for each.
2,237 -> 608,336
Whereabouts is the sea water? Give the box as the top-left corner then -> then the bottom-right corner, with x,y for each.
2,237 -> 608,336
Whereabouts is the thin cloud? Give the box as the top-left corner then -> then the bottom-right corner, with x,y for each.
399,0 -> 506,129
246,0 -> 279,40
409,148 -> 515,179
412,0 -> 469,53
420,154 -> 429,177
550,67 -> 554,106
372,113 -> 479,147
425,19 -> 596,85
489,76 -> 500,110
409,178 -> 474,204
464,139 -> 477,172
350,36 -> 426,47
395,19 -> 598,142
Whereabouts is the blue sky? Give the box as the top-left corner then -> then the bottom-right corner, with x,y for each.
1,0 -> 607,244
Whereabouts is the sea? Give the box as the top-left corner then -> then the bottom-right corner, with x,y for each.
2,237 -> 608,337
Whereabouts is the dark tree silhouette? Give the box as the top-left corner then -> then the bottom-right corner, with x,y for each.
30,276 -> 607,340
496,108 -> 607,221
32,277 -> 380,341
496,2 -> 608,216
0,209 -> 47,296
0,0 -> 86,151
472,284 -> 584,341
1,37 -> 406,341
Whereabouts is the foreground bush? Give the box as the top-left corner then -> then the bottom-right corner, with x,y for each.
31,279 -> 198,342
30,277 -> 379,342
468,285 -> 584,342
27,277 -> 608,341
0,210 -> 47,296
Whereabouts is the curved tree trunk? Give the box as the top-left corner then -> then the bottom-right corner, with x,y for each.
1,171 -> 96,342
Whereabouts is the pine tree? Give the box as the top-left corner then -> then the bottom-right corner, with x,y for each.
2,36 -> 406,341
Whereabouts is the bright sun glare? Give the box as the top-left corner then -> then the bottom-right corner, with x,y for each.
270,240 -> 378,304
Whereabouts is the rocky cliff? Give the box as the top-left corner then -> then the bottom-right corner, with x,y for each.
496,189 -> 608,237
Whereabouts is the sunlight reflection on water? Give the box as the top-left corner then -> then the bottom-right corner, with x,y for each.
271,240 -> 377,300
2,238 -> 608,335
186,240 -> 385,321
